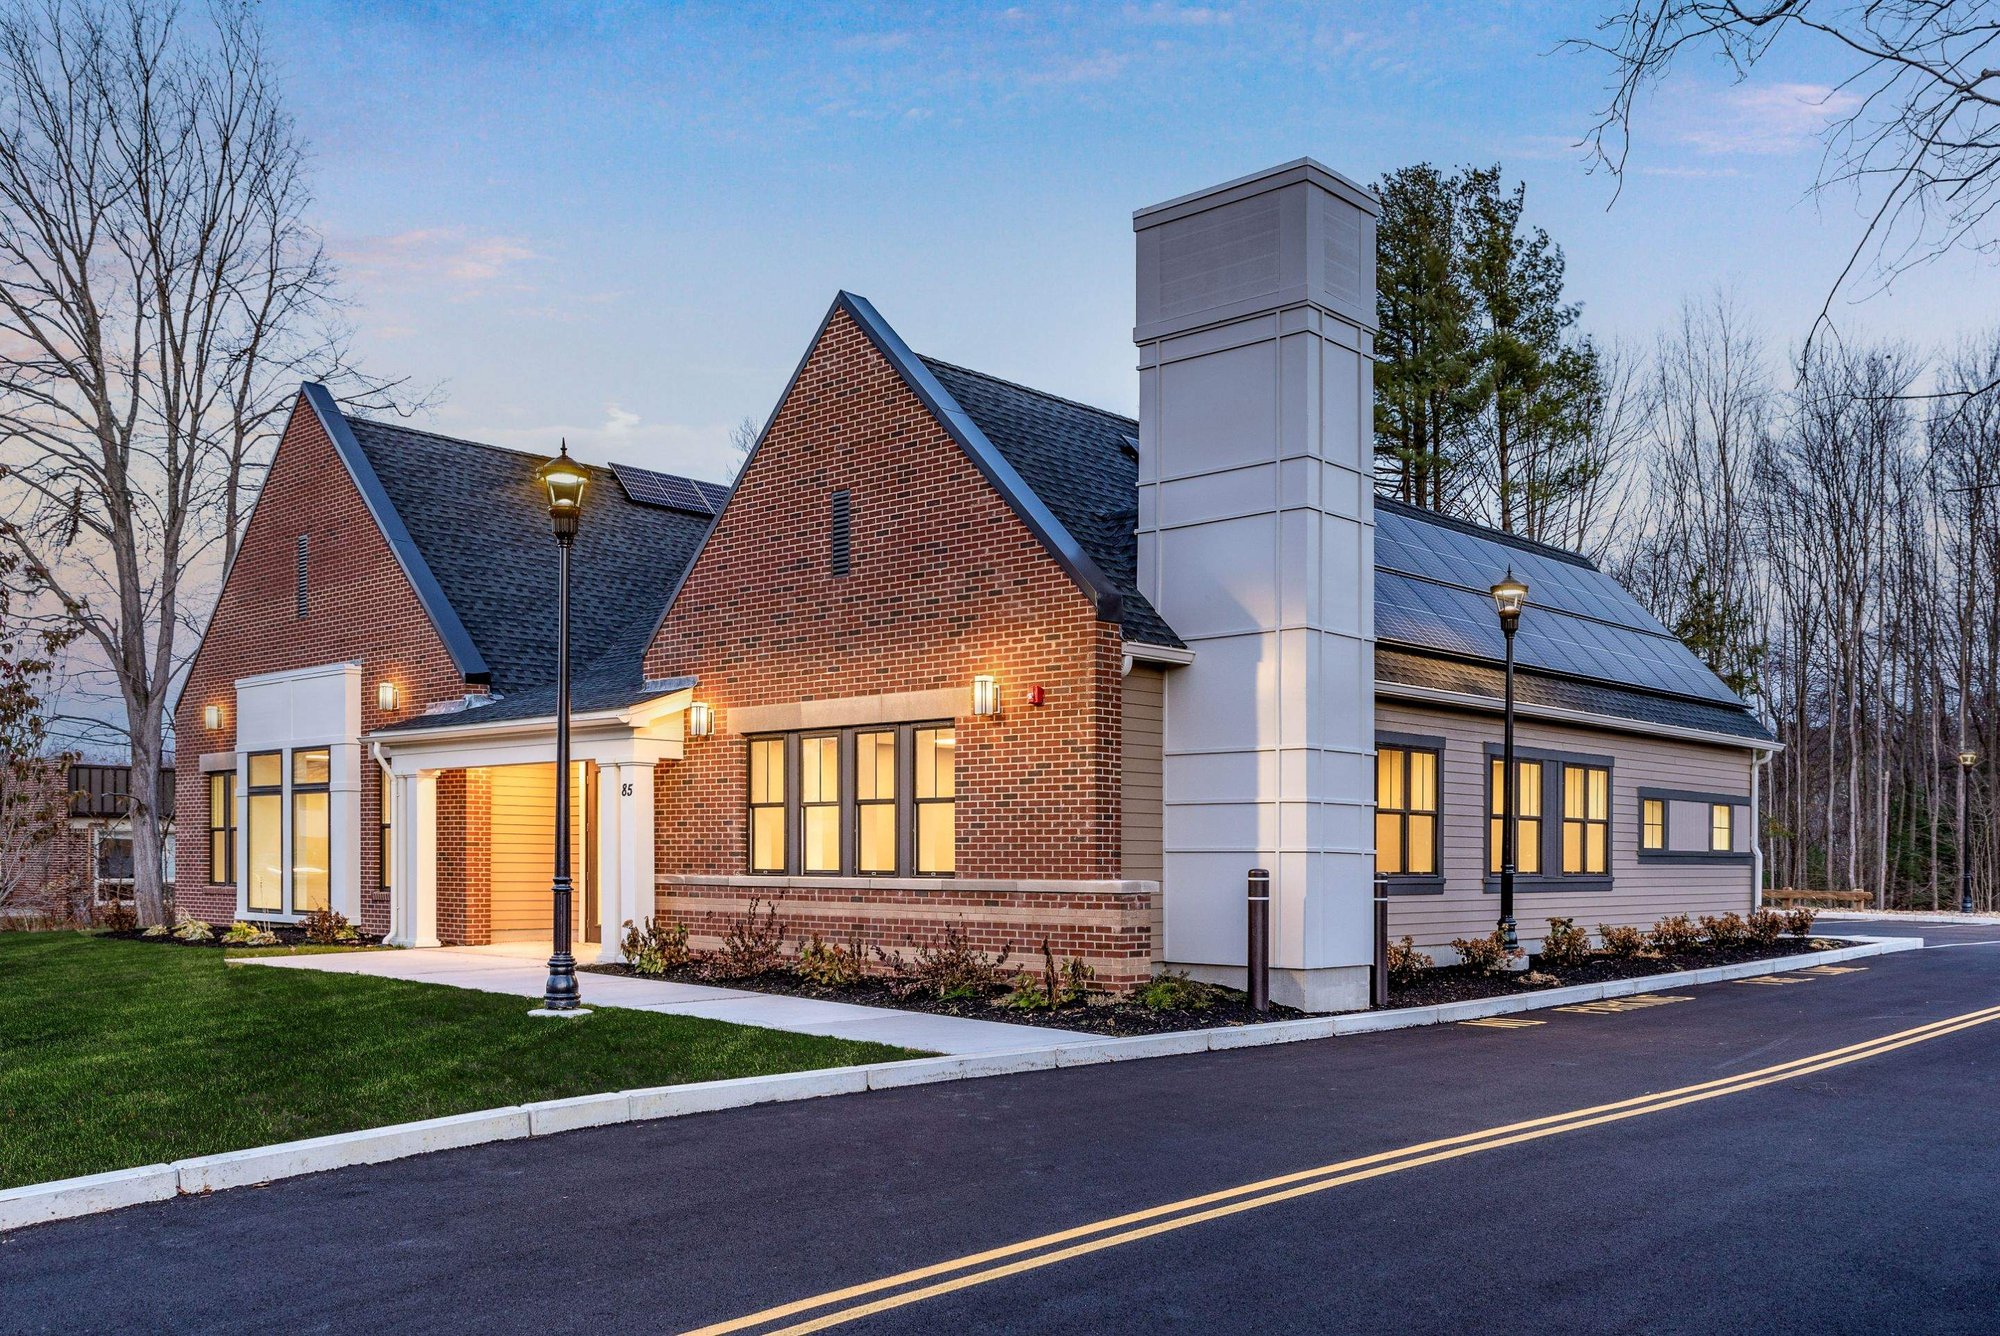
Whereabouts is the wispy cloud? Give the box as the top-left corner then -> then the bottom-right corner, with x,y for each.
334,228 -> 537,293
1674,81 -> 1862,156
1123,2 -> 1234,26
455,402 -> 740,485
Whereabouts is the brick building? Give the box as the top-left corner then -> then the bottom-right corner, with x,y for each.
173,160 -> 1774,1008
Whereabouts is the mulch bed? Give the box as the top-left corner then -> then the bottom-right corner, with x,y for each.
585,935 -> 1856,1036
94,925 -> 386,950
1387,936 -> 1855,1008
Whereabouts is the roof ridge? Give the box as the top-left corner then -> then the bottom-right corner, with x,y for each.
1375,495 -> 1597,571
918,355 -> 1138,431
349,416 -> 724,489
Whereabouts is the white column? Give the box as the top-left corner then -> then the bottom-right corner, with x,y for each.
594,761 -> 656,963
389,769 -> 440,949
331,742 -> 363,923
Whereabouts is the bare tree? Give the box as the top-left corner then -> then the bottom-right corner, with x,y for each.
1575,2 -> 2000,383
0,1 -> 382,924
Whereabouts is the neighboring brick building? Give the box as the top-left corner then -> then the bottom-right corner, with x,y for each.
172,159 -> 1774,1009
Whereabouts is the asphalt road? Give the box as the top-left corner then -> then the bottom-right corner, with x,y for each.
6,921 -> 1998,1335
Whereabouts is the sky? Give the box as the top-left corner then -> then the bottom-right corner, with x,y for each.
258,0 -> 2000,487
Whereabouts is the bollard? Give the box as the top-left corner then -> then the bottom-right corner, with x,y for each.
1372,873 -> 1390,1009
1247,867 -> 1271,1013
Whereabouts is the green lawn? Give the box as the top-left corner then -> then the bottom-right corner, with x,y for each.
0,933 -> 921,1189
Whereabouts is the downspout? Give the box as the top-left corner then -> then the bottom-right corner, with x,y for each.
1752,748 -> 1772,911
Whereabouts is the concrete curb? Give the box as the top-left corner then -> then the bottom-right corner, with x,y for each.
1818,910 -> 2000,926
1,935 -> 1914,1233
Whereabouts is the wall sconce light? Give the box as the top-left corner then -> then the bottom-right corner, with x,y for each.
971,675 -> 1001,717
687,701 -> 715,738
377,681 -> 400,712
203,704 -> 222,730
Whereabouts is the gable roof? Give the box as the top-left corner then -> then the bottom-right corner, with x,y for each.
305,386 -> 712,701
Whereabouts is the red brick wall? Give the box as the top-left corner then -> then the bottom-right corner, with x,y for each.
435,769 -> 492,946
172,395 -> 473,930
643,306 -> 1142,980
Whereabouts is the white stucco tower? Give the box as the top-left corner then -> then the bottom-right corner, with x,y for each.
1134,159 -> 1380,1010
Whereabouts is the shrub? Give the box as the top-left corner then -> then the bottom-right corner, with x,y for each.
301,909 -> 355,945
1700,912 -> 1749,948
885,925 -> 1012,1000
1386,935 -> 1432,988
716,899 -> 786,977
792,932 -> 865,989
1746,909 -> 1786,946
221,921 -> 278,946
1649,913 -> 1701,954
96,904 -> 137,932
1539,917 -> 1593,970
1598,923 -> 1647,958
140,922 -> 170,938
170,914 -> 214,943
1001,939 -> 1095,1009
1135,970 -> 1226,1012
622,918 -> 693,977
1450,929 -> 1522,977
1784,906 -> 1818,939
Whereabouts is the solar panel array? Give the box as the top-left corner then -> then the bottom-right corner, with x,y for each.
609,461 -> 722,517
1374,503 -> 1737,705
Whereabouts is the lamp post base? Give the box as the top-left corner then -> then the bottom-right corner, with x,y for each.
528,1007 -> 593,1019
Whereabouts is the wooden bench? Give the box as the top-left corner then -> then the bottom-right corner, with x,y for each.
1764,888 -> 1873,910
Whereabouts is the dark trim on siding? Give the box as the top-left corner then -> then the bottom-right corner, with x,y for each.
1481,740 -> 1616,768
1636,786 -> 1751,807
1376,730 -> 1446,751
1636,850 -> 1756,866
301,383 -> 491,685
1383,875 -> 1445,896
1480,744 -> 1616,885
1481,876 -> 1615,894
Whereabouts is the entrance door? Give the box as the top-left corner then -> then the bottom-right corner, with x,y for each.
486,762 -> 595,944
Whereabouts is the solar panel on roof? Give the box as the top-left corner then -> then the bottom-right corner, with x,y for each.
608,461 -> 716,516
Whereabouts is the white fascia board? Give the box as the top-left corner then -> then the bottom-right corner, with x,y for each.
1125,643 -> 1196,667
1374,682 -> 1784,754
233,661 -> 363,690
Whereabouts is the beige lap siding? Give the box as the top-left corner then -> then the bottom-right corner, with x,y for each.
658,877 -> 1157,990
1121,665 -> 1166,956
1376,701 -> 1759,956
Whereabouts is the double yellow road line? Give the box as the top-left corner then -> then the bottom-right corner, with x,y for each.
685,1002 -> 2000,1336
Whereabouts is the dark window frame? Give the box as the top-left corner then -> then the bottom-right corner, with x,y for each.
244,750 -> 284,914
1375,733 -> 1445,894
1560,763 -> 1613,876
798,731 -> 844,876
290,747 -> 332,915
1634,787 -> 1755,864
1710,802 -> 1734,853
1483,743 -> 1616,894
207,771 -> 236,885
747,735 -> 790,875
1640,796 -> 1665,851
742,722 -> 955,879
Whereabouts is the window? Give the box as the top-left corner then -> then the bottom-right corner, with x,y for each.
1489,758 -> 1543,875
748,737 -> 787,873
829,490 -> 852,577
94,832 -> 134,889
208,772 -> 236,884
856,730 -> 896,873
1375,746 -> 1439,877
913,727 -> 955,875
1711,803 -> 1734,852
801,734 -> 842,874
1641,798 -> 1665,851
245,751 -> 283,912
291,748 -> 331,913
295,535 -> 309,618
1561,765 -> 1610,875
744,724 -> 955,878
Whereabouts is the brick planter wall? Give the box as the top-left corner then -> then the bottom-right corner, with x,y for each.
657,877 -> 1157,991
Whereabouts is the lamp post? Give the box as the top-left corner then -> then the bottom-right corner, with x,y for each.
1491,570 -> 1529,959
1959,749 -> 1979,915
534,442 -> 590,1016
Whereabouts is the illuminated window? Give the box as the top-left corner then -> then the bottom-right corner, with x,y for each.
1489,759 -> 1543,875
291,749 -> 330,913
748,737 -> 787,873
1561,765 -> 1610,875
245,752 -> 283,912
208,772 -> 235,885
1641,798 -> 1665,851
913,727 -> 955,876
801,734 -> 842,874
1711,803 -> 1734,852
856,730 -> 897,873
1375,746 -> 1439,877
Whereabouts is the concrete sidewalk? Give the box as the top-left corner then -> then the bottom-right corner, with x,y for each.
235,943 -> 1084,1055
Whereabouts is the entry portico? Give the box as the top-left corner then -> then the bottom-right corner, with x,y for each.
374,681 -> 693,960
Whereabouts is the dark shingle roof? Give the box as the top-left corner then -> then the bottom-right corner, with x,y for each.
919,358 -> 1181,649
1377,647 -> 1774,742
345,418 -> 711,699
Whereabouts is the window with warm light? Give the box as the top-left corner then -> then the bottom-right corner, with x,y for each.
207,773 -> 235,885
1710,803 -> 1734,852
291,749 -> 331,913
245,752 -> 283,912
1641,798 -> 1665,851
744,724 -> 954,877
1488,758 -> 1543,875
1561,764 -> 1611,875
1375,746 -> 1439,877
